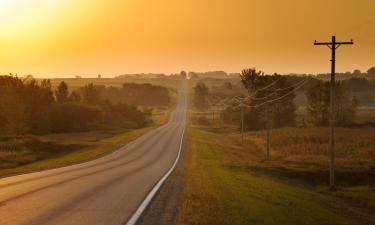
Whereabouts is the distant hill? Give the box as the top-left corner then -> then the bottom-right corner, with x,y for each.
116,73 -> 167,79
188,71 -> 231,79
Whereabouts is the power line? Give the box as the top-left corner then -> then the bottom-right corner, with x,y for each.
248,76 -> 312,102
245,77 -> 311,109
249,77 -> 283,95
227,76 -> 312,109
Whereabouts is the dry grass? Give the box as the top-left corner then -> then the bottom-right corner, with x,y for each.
177,127 -> 372,225
212,127 -> 375,211
177,128 -> 227,225
0,127 -> 154,178
255,127 -> 375,169
152,110 -> 171,125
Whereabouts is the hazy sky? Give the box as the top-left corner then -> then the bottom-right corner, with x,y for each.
0,0 -> 374,77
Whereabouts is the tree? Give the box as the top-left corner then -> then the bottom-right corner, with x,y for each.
0,80 -> 29,135
23,79 -> 54,134
180,71 -> 187,79
83,83 -> 101,105
223,82 -> 233,90
240,68 -> 264,92
240,69 -> 296,130
306,81 -> 357,126
353,69 -> 361,76
193,82 -> 209,109
55,81 -> 69,103
68,91 -> 81,102
306,81 -> 329,126
50,102 -> 103,132
368,67 -> 375,78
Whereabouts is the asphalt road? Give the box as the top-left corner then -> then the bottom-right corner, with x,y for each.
0,83 -> 187,225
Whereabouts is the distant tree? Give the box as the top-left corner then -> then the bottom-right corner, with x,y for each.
50,103 -> 103,132
223,82 -> 233,90
118,83 -> 171,106
306,81 -> 329,126
23,79 -> 54,134
39,79 -> 55,104
55,81 -> 69,103
346,77 -> 372,92
83,83 -> 101,105
353,69 -> 361,76
0,75 -> 151,135
240,69 -> 296,130
193,82 -> 209,109
0,81 -> 29,134
306,81 -> 357,126
188,72 -> 199,79
368,67 -> 375,78
240,68 -> 264,92
68,91 -> 81,102
180,71 -> 187,79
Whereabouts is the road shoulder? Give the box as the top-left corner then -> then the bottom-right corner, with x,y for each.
136,130 -> 187,225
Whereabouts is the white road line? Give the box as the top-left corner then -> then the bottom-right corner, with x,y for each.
125,127 -> 186,225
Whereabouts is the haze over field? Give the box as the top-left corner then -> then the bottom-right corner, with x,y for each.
1,1 -> 375,225
0,0 -> 374,77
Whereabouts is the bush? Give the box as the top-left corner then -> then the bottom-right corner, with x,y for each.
50,103 -> 103,132
197,116 -> 210,126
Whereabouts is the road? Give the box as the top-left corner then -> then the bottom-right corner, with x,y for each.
0,82 -> 187,225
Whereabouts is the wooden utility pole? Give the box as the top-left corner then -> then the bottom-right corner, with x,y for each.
265,105 -> 270,160
314,36 -> 353,190
241,103 -> 245,145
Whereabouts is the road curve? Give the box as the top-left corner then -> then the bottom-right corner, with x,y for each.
0,81 -> 187,225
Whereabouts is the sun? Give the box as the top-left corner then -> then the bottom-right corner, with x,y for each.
0,0 -> 70,37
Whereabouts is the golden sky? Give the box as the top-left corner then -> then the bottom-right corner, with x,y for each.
0,0 -> 374,77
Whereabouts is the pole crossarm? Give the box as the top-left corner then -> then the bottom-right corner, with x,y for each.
314,41 -> 353,45
314,39 -> 353,51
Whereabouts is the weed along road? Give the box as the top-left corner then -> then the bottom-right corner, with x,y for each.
0,85 -> 187,225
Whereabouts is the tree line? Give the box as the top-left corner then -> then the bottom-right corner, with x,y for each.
193,68 -> 362,130
100,83 -> 171,107
0,76 -> 155,135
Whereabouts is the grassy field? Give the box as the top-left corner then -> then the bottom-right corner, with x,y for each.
297,106 -> 375,124
0,111 -> 170,178
45,77 -> 182,90
177,126 -> 375,225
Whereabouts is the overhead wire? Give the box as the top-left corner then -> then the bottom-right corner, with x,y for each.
225,76 -> 312,109
245,77 -> 311,109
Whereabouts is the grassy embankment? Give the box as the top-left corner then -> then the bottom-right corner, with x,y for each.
0,111 -> 170,178
178,124 -> 375,225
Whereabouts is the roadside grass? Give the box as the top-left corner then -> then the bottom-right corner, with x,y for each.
152,110 -> 171,125
178,127 -> 374,225
0,127 -> 152,178
0,111 -> 170,178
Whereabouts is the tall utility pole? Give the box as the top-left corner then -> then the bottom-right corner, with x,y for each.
265,105 -> 270,160
240,103 -> 245,145
314,36 -> 353,190
212,104 -> 215,122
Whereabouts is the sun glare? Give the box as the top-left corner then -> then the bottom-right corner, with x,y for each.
0,0 -> 70,37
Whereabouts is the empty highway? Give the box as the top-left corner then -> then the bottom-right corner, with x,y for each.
0,83 -> 187,225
